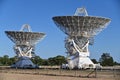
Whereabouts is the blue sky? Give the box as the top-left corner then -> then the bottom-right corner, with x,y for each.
0,0 -> 120,62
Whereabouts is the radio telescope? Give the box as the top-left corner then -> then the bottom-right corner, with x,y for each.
5,24 -> 45,68
52,8 -> 111,69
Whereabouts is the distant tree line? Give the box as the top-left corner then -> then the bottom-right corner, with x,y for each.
0,53 -> 119,66
0,55 -> 17,66
31,55 -> 67,66
91,53 -> 120,66
0,55 -> 67,66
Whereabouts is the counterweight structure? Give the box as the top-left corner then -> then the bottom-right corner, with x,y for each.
5,24 -> 45,68
53,8 -> 111,69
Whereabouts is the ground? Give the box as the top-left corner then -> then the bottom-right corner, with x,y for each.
0,73 -> 116,80
0,69 -> 119,80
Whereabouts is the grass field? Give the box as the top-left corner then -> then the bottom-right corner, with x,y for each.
0,68 -> 120,80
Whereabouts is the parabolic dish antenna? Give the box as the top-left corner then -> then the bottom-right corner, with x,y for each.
53,8 -> 111,69
53,16 -> 110,37
5,31 -> 45,46
5,24 -> 46,68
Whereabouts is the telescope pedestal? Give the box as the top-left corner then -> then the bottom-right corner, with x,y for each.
66,38 -> 95,69
11,57 -> 38,69
67,54 -> 95,69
